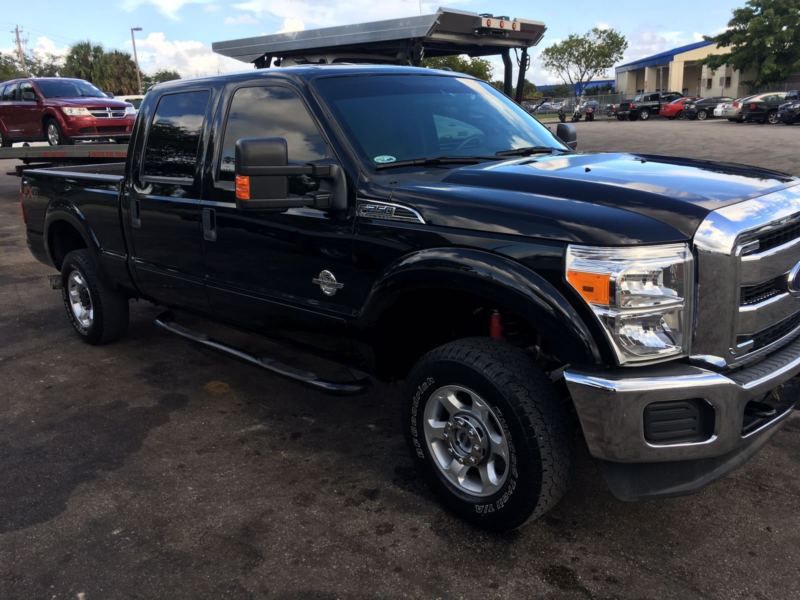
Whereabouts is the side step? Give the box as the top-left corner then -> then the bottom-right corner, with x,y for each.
154,312 -> 369,395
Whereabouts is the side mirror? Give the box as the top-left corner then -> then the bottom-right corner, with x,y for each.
22,91 -> 35,102
556,123 -> 578,150
234,137 -> 337,210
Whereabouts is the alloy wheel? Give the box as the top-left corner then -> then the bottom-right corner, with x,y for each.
423,384 -> 510,497
67,270 -> 93,329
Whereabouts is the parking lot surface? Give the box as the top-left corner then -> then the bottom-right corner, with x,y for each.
2,120 -> 799,600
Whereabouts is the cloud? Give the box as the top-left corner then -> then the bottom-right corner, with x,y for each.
127,31 -> 248,77
224,14 -> 259,25
121,0 -> 213,20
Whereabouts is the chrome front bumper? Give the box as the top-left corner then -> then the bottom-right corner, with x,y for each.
565,334 -> 800,464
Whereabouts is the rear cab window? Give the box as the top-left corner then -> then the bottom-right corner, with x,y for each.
143,90 -> 210,181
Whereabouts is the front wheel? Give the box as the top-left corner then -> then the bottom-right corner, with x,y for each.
45,118 -> 71,146
638,108 -> 650,121
405,338 -> 573,531
697,109 -> 708,121
61,249 -> 129,344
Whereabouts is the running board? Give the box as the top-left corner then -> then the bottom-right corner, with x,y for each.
154,312 -> 369,395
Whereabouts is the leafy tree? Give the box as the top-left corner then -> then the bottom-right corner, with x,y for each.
704,0 -> 800,89
94,50 -> 140,95
28,53 -> 62,77
0,53 -> 24,80
143,69 -> 181,90
422,56 -> 493,81
541,28 -> 628,96
62,41 -> 104,81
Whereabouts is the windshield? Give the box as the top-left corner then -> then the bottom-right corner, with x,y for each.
313,74 -> 566,167
36,79 -> 106,99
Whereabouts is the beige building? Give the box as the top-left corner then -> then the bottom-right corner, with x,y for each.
615,41 -> 754,98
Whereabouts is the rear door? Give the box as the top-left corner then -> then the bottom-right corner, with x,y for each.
0,83 -> 21,137
125,88 -> 212,311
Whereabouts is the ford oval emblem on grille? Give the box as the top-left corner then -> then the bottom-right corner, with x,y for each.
787,262 -> 800,297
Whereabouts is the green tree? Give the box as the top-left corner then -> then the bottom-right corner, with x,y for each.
422,56 -> 493,81
28,53 -> 62,77
541,28 -> 628,96
62,41 -> 104,81
0,53 -> 24,79
93,50 -> 140,95
143,69 -> 181,90
704,0 -> 800,89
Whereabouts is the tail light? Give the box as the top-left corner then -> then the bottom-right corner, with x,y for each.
733,101 -> 740,108
629,103 -> 636,108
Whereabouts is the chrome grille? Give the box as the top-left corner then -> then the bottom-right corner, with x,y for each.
693,184 -> 800,368
89,107 -> 126,118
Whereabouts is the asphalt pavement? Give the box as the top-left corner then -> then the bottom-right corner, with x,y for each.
1,120 -> 799,599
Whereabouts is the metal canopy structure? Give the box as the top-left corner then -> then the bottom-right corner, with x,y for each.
212,7 -> 547,103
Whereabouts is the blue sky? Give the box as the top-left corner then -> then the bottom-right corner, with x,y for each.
1,0 -> 743,83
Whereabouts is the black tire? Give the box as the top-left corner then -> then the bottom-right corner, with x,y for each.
60,249 -> 129,345
638,108 -> 650,121
628,112 -> 637,121
616,115 -> 625,121
696,109 -> 708,121
405,338 -> 573,531
0,129 -> 10,147
767,110 -> 779,125
45,118 -> 72,146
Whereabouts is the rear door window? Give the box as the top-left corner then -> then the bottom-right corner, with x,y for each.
19,81 -> 34,101
143,90 -> 210,179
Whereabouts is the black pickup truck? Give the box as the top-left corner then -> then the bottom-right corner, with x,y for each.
20,66 -> 800,531
616,91 -> 683,121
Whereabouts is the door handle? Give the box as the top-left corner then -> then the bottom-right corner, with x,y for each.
131,196 -> 141,229
202,207 -> 217,242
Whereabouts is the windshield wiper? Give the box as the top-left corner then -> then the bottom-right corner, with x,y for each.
495,146 -> 569,157
374,155 -> 498,170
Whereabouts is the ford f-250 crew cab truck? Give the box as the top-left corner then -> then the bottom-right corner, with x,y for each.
20,66 -> 800,531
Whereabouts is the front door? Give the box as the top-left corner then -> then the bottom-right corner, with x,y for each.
17,81 -> 41,137
202,84 -> 357,332
126,88 -> 212,311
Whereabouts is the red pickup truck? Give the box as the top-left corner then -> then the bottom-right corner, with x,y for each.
0,77 -> 136,146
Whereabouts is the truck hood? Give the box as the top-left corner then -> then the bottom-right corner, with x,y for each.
46,97 -> 131,109
384,152 -> 799,245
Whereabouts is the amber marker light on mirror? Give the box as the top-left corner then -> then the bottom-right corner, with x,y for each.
235,175 -> 250,200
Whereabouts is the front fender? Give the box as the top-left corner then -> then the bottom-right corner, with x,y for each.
359,247 -> 602,365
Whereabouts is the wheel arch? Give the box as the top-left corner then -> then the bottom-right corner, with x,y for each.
44,208 -> 99,270
359,248 -> 603,379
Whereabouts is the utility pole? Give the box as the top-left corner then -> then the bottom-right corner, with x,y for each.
13,25 -> 29,75
131,27 -> 143,94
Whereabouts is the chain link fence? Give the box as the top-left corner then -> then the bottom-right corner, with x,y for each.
522,93 -> 626,121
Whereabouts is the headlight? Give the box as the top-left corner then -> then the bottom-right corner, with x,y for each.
61,107 -> 92,117
124,104 -> 136,116
791,103 -> 800,110
566,244 -> 693,364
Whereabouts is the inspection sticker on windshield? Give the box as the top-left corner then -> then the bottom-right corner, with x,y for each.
373,155 -> 396,164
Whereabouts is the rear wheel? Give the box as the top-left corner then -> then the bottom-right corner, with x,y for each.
767,110 -> 779,125
697,109 -> 708,121
0,129 -> 10,147
60,249 -> 129,344
638,108 -> 650,121
405,338 -> 573,531
45,118 -> 71,146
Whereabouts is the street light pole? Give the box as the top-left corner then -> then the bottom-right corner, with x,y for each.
131,27 -> 143,94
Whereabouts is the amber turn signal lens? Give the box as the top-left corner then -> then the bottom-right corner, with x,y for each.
567,270 -> 610,305
235,175 -> 250,200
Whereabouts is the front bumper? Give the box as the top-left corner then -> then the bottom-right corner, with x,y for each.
565,335 -> 800,498
61,116 -> 135,138
779,109 -> 799,123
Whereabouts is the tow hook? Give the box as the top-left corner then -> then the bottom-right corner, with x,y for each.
49,275 -> 63,290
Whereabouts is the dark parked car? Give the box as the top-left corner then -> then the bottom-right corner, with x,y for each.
683,97 -> 733,121
615,92 -> 683,121
0,77 -> 136,146
777,91 -> 800,125
19,66 -> 800,530
741,91 -> 795,124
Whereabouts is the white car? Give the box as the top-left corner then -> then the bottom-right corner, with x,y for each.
115,94 -> 145,112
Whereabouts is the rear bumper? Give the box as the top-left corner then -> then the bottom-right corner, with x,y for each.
565,336 -> 800,498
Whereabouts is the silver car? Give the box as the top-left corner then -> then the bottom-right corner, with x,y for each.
717,95 -> 758,122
